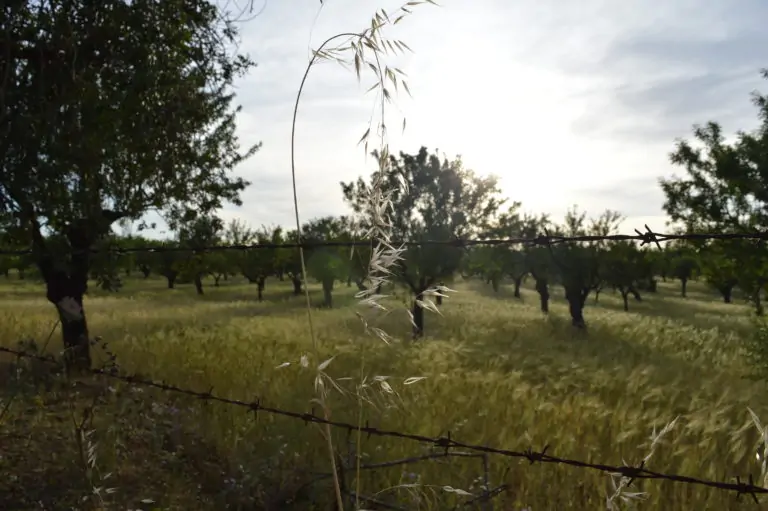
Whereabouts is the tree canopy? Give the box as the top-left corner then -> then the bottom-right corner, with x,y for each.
1,0 -> 259,368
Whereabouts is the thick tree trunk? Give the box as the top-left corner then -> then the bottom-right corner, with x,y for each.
629,285 -> 642,301
257,277 -> 265,301
534,276 -> 549,313
621,289 -> 630,311
165,272 -> 177,289
681,278 -> 688,298
718,284 -> 734,304
34,226 -> 95,371
754,292 -> 764,316
139,265 -> 151,278
647,278 -> 657,292
292,277 -> 302,295
213,274 -> 221,287
513,276 -> 522,298
491,277 -> 500,293
565,286 -> 587,329
322,279 -> 334,308
194,274 -> 204,295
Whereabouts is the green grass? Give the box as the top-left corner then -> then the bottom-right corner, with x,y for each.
0,274 -> 766,510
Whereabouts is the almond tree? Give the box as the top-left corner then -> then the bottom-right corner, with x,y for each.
342,146 -> 504,337
302,216 -> 350,308
0,0 -> 259,369
661,70 -> 768,314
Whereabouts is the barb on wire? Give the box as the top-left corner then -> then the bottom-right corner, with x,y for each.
1,229 -> 768,256
1,346 -> 766,501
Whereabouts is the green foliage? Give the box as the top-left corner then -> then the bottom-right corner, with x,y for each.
342,147 -> 503,294
661,70 -> 768,311
1,0 -> 258,236
302,216 -> 350,307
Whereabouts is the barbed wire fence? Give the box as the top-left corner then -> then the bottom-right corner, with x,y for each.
1,343 -> 767,504
2,225 -> 768,257
2,226 -> 768,508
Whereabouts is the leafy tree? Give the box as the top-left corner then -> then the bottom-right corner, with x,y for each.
669,247 -> 699,298
660,70 -> 768,313
153,242 -> 184,290
227,222 -> 283,301
549,208 -> 622,328
342,146 -> 504,337
482,204 -> 529,297
698,240 -> 739,303
281,229 -> 305,296
0,0 -> 258,368
302,216 -> 350,308
519,214 -> 553,313
177,215 -> 225,295
601,242 -> 644,311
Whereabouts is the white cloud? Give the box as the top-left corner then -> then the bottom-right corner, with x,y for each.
142,0 -> 768,239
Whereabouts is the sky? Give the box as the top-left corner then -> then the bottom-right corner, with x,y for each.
136,0 -> 768,239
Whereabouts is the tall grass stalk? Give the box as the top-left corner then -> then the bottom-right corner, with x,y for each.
289,2 -> 436,509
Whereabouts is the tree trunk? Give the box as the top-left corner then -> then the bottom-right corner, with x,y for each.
630,285 -> 642,301
754,292 -> 764,316
194,274 -> 204,295
140,265 -> 151,278
165,272 -> 177,289
565,286 -> 587,329
620,289 -> 630,311
513,276 -> 522,298
491,277 -> 500,292
347,276 -> 352,287
647,278 -> 657,292
412,292 -> 425,339
594,287 -> 601,304
533,275 -> 549,313
292,277 -> 302,295
257,277 -> 265,301
18,269 -> 25,279
322,279 -> 334,308
35,233 -> 93,371
718,284 -> 734,304
213,274 -> 221,287
681,278 -> 688,298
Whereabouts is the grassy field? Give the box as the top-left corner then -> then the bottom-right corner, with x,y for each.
0,274 -> 766,510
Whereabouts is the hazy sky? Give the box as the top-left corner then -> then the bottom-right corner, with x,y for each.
140,0 -> 768,238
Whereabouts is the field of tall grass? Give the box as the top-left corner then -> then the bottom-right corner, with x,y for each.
0,275 -> 766,510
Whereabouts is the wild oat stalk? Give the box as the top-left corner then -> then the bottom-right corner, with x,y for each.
290,2 -> 436,509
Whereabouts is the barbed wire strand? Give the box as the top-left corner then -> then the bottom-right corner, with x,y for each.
2,226 -> 768,256
0,345 -> 765,502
